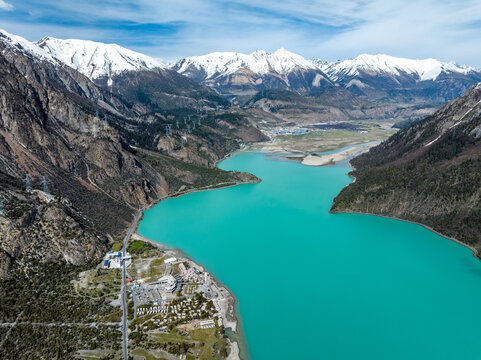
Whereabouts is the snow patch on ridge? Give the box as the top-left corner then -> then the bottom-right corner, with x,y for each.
424,134 -> 442,147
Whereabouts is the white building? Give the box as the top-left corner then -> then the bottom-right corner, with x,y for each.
164,257 -> 177,264
200,319 -> 216,329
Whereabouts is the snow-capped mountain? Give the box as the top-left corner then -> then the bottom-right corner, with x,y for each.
0,29 -> 226,113
174,48 -> 318,79
36,37 -> 165,80
312,54 -> 481,103
29,36 -> 223,110
0,29 -> 57,63
172,50 -> 481,100
0,29 -> 166,82
1,27 -> 480,105
317,54 -> 477,82
172,48 -> 332,96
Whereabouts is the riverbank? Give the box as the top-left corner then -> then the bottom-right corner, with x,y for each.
130,232 -> 247,360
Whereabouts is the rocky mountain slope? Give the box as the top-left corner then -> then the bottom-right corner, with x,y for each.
331,83 -> 481,252
0,30 -> 263,278
0,176 -> 108,278
245,88 -> 438,125
0,31 -> 169,276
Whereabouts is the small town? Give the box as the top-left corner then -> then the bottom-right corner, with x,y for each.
105,239 -> 232,338
128,253 -> 225,331
263,126 -> 310,138
94,237 -> 237,358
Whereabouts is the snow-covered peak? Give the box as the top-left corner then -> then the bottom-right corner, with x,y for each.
36,37 -> 165,79
0,29 -> 56,63
318,54 -> 477,81
174,48 -> 319,79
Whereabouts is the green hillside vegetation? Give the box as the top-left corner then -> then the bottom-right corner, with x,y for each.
0,263 -> 123,359
332,86 -> 481,252
137,148 -> 258,192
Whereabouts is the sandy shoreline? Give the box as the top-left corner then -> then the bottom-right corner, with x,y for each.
274,143 -> 377,166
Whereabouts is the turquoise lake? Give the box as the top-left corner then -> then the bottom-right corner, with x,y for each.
138,151 -> 481,360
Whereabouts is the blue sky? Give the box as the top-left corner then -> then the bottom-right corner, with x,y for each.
1,0 -> 481,66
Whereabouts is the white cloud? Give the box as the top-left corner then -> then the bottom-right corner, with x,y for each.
309,0 -> 481,66
0,0 -> 13,11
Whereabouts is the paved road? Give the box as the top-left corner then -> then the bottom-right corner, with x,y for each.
121,208 -> 143,360
0,322 -> 121,327
0,310 -> 24,349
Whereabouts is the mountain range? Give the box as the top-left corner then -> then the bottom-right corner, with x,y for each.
9,29 -> 477,108
172,49 -> 481,104
30,30 -> 480,125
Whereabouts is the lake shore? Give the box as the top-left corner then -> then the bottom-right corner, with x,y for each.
272,142 -> 480,260
337,211 -> 480,259
335,161 -> 480,260
131,232 -> 248,360
268,142 -> 478,260
124,147 -> 262,360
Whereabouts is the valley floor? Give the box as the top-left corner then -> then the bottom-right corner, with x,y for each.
250,120 -> 396,153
